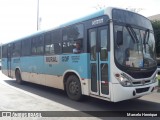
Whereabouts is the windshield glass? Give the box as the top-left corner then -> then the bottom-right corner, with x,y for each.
114,25 -> 156,69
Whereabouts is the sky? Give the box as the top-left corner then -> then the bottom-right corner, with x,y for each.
0,0 -> 160,44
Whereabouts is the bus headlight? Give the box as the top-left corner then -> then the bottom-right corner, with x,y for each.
152,74 -> 158,83
115,73 -> 132,87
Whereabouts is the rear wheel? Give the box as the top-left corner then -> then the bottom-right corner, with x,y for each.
15,70 -> 23,84
66,75 -> 83,101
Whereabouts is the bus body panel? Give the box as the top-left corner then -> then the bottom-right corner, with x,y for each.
112,81 -> 158,102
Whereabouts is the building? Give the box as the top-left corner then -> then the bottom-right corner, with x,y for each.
148,14 -> 160,21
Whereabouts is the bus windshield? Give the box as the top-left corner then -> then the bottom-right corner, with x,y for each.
114,25 -> 156,68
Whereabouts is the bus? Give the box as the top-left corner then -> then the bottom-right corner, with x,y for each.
1,7 -> 158,102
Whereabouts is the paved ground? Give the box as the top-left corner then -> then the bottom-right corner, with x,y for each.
0,71 -> 160,120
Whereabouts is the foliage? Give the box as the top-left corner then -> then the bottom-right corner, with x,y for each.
152,20 -> 160,57
158,75 -> 160,86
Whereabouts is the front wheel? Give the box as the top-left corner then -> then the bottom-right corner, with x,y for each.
66,75 -> 83,101
15,70 -> 23,84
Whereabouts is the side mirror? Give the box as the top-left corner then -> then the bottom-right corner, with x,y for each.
116,31 -> 123,46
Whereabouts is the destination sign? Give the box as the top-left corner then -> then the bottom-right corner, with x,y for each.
92,18 -> 104,25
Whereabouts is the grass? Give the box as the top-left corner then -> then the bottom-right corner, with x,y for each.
157,75 -> 160,88
158,75 -> 160,87
157,75 -> 160,92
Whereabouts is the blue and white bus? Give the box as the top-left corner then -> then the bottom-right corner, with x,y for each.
1,7 -> 158,102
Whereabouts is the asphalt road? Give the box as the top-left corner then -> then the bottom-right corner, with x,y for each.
0,71 -> 160,120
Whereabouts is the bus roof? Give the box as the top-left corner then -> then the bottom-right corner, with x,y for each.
59,9 -> 106,27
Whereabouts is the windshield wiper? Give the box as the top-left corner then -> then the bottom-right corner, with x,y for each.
143,29 -> 150,44
143,29 -> 150,53
130,27 -> 139,43
126,25 -> 141,54
126,25 -> 139,43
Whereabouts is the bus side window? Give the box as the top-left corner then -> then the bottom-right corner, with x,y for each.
2,45 -> 8,58
62,41 -> 74,53
31,38 -> 37,55
45,30 -> 62,55
22,39 -> 31,56
12,41 -> 21,57
36,35 -> 44,55
54,43 -> 61,54
44,32 -> 51,55
62,24 -> 84,54
31,36 -> 44,55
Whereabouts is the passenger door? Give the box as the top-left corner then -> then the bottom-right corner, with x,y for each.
89,26 -> 110,98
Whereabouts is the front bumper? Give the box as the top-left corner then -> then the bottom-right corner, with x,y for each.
112,81 -> 158,102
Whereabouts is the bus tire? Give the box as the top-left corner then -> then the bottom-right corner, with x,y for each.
66,75 -> 83,101
15,70 -> 23,84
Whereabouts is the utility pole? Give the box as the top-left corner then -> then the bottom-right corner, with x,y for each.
37,0 -> 39,31
0,43 -> 2,60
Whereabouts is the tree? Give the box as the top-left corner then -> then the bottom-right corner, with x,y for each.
152,20 -> 160,57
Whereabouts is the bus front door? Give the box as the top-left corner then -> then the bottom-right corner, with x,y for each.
7,44 -> 12,77
89,26 -> 110,98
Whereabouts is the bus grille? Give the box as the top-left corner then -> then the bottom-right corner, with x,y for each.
136,87 -> 150,93
132,80 -> 151,86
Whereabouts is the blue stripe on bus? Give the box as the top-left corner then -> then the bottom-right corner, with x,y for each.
2,52 -> 110,81
2,53 -> 90,79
